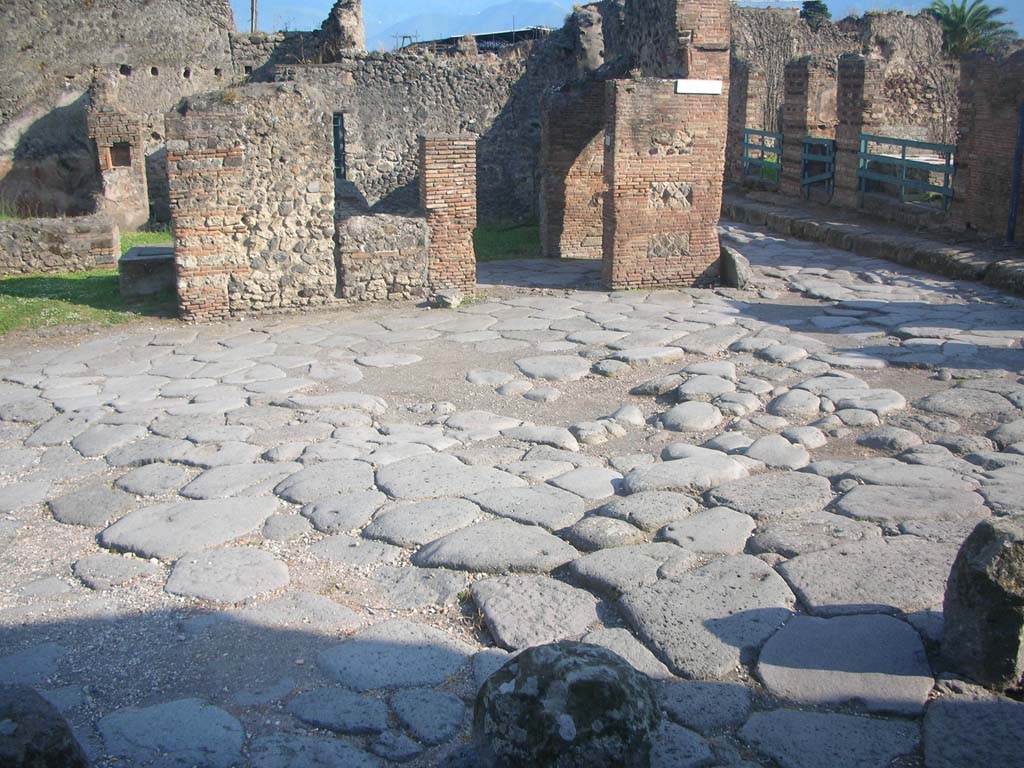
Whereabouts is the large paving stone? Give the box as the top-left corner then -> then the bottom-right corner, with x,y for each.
71,423 -> 147,457
390,689 -> 466,746
99,497 -> 280,560
757,614 -> 934,715
778,537 -> 959,616
73,553 -> 161,591
917,388 -> 1016,417
659,402 -> 723,432
49,481 -> 136,527
287,687 -> 388,734
318,619 -> 472,690
515,355 -> 591,381
502,425 -> 579,452
180,462 -> 300,500
115,463 -> 191,496
300,490 -> 387,534
658,679 -> 752,734
547,467 -> 622,500
275,391 -> 387,414
744,435 -> 810,470
834,485 -> 987,529
412,518 -> 579,574
310,534 -> 404,567
249,734 -> 380,768
649,721 -> 714,768
165,547 -> 289,603
468,485 -> 583,530
472,574 -> 599,650
659,507 -> 755,554
0,479 -> 51,513
708,475 -> 835,524
596,491 -> 700,533
582,628 -> 672,679
564,515 -> 647,551
624,455 -> 748,495
747,511 -> 882,558
922,681 -> 1024,768
369,565 -> 467,610
363,499 -> 483,547
273,460 -> 375,504
838,458 -> 977,491
741,709 -> 920,768
98,698 -> 244,768
619,555 -> 796,679
979,465 -> 1024,515
565,543 -> 694,598
376,453 -> 526,500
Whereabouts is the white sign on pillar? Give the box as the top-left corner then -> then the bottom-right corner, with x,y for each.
675,79 -> 723,95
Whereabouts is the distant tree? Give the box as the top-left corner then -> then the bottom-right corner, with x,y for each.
800,1 -> 832,31
929,0 -> 1016,56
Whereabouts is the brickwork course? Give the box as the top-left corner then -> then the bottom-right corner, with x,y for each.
86,107 -> 150,230
420,135 -> 478,293
780,56 -> 837,198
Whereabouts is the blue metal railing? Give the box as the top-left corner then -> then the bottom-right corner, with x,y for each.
857,133 -> 956,210
743,129 -> 782,184
801,137 -> 835,201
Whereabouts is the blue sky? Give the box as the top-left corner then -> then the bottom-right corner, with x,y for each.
229,1 -> 1023,39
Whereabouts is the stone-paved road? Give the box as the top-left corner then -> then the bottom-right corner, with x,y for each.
2,223 -> 1023,767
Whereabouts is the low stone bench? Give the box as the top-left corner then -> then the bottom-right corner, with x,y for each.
119,246 -> 176,299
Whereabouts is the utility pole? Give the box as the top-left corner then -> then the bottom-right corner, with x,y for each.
250,0 -> 258,34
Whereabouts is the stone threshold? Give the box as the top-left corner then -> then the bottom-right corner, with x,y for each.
721,192 -> 1024,297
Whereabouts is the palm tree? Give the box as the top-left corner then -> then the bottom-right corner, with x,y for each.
929,0 -> 1016,56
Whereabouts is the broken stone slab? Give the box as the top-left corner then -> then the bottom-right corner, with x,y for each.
740,708 -> 919,768
515,355 -> 591,382
778,536 -> 959,617
596,491 -> 700,533
838,458 -> 978,492
376,453 -> 526,500
943,517 -> 1024,692
390,688 -> 466,746
468,485 -> 583,531
49,481 -> 136,527
747,510 -> 882,558
114,463 -> 191,496
922,679 -> 1024,768
99,497 -> 281,560
413,518 -> 580,574
318,619 -> 472,691
369,565 -> 467,611
706,471 -> 833,521
287,686 -> 388,735
98,698 -> 244,768
757,614 -> 934,715
300,490 -> 387,534
165,547 -> 289,603
564,543 -> 695,598
363,498 -> 483,548
658,679 -> 752,735
619,555 -> 795,679
623,455 -> 748,496
472,574 -> 599,650
502,425 -> 579,452
582,628 -> 672,679
73,553 -> 161,591
658,507 -> 755,555
273,391 -> 387,415
180,462 -> 300,500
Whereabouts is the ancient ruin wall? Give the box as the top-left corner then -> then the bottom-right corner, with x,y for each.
0,214 -> 119,276
166,85 -> 336,320
0,0 -> 235,215
336,214 -> 429,301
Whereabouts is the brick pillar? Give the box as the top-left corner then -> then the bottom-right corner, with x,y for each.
726,60 -> 767,183
419,135 -> 477,293
952,51 -> 1024,237
833,54 -> 886,209
539,82 -> 606,259
165,115 -> 248,322
601,0 -> 730,290
780,56 -> 838,197
86,106 -> 150,230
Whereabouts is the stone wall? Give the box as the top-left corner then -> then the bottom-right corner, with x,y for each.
540,83 -> 607,259
0,0 -> 235,217
166,85 -> 336,321
953,51 -> 1024,239
420,135 -> 477,293
0,214 -> 119,276
336,214 -> 429,301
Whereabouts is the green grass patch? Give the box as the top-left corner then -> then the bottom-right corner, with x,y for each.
473,222 -> 540,262
121,226 -> 173,256
0,268 -> 175,335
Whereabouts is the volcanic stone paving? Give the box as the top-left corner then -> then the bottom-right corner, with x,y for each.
2,223 -> 1024,767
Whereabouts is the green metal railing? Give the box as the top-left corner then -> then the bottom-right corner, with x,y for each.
857,133 -> 956,210
743,129 -> 782,184
801,137 -> 835,201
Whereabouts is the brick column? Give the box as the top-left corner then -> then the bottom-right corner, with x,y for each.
833,54 -> 886,209
539,83 -> 606,259
87,106 -> 149,229
165,115 -> 248,322
419,135 -> 477,293
726,60 -> 767,183
780,56 -> 838,197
